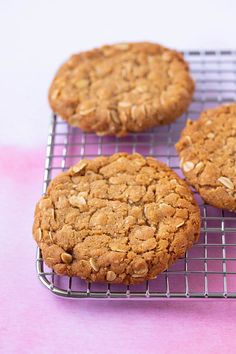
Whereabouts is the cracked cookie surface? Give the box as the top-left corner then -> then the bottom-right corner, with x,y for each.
176,104 -> 236,212
33,153 -> 200,284
49,42 -> 194,136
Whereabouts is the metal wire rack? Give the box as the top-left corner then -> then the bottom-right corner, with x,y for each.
36,50 -> 236,299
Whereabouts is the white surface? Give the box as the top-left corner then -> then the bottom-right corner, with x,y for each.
1,0 -> 236,147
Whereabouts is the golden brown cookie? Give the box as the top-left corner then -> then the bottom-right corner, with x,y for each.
176,104 -> 236,212
33,153 -> 200,284
49,42 -> 194,136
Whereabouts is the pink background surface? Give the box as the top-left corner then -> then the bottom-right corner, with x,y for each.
0,147 -> 236,354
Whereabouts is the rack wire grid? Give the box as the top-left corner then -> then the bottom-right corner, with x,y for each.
36,50 -> 236,299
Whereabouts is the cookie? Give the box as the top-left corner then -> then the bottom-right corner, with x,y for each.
33,153 -> 200,284
176,104 -> 236,212
49,42 -> 194,136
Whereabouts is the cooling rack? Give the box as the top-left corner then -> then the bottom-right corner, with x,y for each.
36,50 -> 236,299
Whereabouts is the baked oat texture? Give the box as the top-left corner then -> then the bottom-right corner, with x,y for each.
33,153 -> 200,284
176,103 -> 236,212
49,42 -> 194,136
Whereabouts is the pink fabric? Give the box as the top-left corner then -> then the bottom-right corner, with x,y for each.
1,147 -> 236,354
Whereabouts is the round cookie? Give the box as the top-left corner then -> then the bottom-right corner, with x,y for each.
33,153 -> 200,284
176,104 -> 236,212
49,42 -> 194,136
